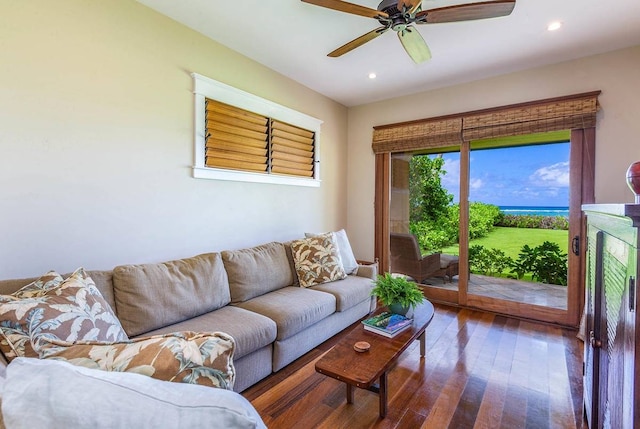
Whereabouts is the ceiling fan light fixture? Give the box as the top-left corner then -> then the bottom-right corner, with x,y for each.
547,21 -> 562,31
302,0 -> 517,62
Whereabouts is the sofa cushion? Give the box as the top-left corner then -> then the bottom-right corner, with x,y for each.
141,306 -> 277,360
311,275 -> 375,312
222,242 -> 294,303
85,270 -> 117,313
0,268 -> 128,362
305,229 -> 358,275
235,287 -> 336,340
112,253 -> 230,337
37,331 -> 236,390
282,240 -> 300,287
0,270 -> 64,361
291,233 -> 346,288
3,357 -> 266,429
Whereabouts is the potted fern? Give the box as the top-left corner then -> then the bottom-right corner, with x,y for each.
371,273 -> 425,317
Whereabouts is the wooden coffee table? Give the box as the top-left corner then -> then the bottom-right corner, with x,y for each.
315,300 -> 435,418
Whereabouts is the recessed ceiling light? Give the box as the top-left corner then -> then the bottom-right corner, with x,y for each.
368,73 -> 377,79
547,21 -> 562,31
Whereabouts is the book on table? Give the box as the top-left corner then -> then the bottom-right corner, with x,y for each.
362,312 -> 413,338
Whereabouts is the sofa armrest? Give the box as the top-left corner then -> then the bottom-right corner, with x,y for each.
355,261 -> 378,280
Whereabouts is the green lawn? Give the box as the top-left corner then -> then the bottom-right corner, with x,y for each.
440,226 -> 569,260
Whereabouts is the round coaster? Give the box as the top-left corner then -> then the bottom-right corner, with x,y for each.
354,341 -> 370,353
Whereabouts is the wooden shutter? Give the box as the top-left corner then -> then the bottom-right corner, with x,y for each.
205,99 -> 269,173
270,120 -> 315,177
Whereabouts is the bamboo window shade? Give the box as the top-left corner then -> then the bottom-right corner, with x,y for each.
371,91 -> 600,154
372,118 -> 463,154
205,99 -> 315,178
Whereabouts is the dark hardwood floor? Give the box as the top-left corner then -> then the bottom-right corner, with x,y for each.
243,304 -> 585,429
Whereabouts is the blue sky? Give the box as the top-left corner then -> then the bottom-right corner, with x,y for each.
439,142 -> 570,207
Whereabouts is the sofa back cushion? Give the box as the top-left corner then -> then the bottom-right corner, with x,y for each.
112,253 -> 230,337
222,242 -> 294,303
86,270 -> 117,311
0,270 -> 116,311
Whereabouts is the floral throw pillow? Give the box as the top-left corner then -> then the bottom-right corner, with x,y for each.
0,268 -> 128,361
0,271 -> 64,360
37,331 -> 236,390
6,271 -> 64,298
290,233 -> 347,288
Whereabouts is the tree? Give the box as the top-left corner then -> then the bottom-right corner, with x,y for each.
409,155 -> 453,224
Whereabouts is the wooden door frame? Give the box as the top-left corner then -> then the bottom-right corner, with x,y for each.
374,128 -> 596,327
375,153 -> 391,274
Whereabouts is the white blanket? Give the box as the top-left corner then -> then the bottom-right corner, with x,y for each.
1,358 -> 266,429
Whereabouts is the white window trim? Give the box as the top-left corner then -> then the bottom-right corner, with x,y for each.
192,73 -> 323,187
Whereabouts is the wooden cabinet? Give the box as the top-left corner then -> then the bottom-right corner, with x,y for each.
583,204 -> 640,429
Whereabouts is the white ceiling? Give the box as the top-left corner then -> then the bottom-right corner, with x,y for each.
137,0 -> 640,107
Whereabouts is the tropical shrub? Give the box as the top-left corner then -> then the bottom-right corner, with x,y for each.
468,202 -> 502,239
529,241 -> 568,285
496,215 -> 568,230
409,155 -> 453,224
409,221 -> 453,252
470,241 -> 567,285
441,202 -> 502,241
411,202 -> 502,253
510,244 -> 538,280
510,241 -> 568,285
468,245 -> 513,277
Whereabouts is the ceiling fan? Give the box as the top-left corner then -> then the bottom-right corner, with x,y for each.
301,0 -> 516,63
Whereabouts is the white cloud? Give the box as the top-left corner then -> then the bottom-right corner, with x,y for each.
529,162 -> 569,187
441,158 -> 460,187
470,178 -> 483,190
545,187 -> 560,197
512,187 -> 541,197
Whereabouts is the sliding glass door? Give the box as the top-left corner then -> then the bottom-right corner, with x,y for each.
386,131 -> 593,326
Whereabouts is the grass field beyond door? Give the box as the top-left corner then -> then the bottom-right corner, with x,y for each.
440,226 -> 569,260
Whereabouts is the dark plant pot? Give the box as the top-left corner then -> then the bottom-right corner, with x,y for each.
388,303 -> 413,318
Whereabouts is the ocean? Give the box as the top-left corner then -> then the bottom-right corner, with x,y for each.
499,205 -> 569,217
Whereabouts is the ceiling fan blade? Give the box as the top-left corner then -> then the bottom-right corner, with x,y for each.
301,0 -> 389,19
328,27 -> 389,57
397,27 -> 432,63
397,0 -> 422,14
416,0 -> 515,24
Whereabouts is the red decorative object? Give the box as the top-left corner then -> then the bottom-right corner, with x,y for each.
627,161 -> 640,203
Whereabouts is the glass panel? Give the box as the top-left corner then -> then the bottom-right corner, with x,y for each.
389,152 -> 460,297
462,142 -> 570,309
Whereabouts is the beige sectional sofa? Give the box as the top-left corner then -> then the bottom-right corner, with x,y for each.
0,240 -> 376,392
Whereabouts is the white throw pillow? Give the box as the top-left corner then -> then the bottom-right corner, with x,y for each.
305,229 -> 358,275
2,358 -> 266,429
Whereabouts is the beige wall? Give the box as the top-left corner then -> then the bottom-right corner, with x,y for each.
3,1 -> 638,278
347,46 -> 640,262
0,0 -> 348,278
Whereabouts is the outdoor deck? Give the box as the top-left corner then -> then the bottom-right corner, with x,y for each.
421,274 -> 568,309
